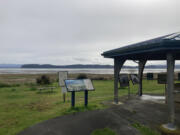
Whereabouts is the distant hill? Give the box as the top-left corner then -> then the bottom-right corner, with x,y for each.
21,64 -> 114,68
0,64 -> 22,68
3,63 -> 180,69
21,64 -> 180,69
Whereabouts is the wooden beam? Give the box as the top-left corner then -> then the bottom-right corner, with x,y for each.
114,58 -> 125,104
138,60 -> 147,96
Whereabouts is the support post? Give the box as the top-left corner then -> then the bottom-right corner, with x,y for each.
138,60 -> 147,96
128,85 -> 130,99
63,93 -> 66,103
84,90 -> 88,107
114,58 -> 125,104
71,91 -> 75,107
166,53 -> 175,128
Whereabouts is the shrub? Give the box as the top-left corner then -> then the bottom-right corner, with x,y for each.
0,83 -> 20,88
13,84 -> 20,87
11,88 -> 16,91
30,86 -> 37,91
36,78 -> 42,84
76,74 -> 88,79
36,75 -> 51,85
0,83 -> 10,88
56,78 -> 59,82
92,77 -> 106,80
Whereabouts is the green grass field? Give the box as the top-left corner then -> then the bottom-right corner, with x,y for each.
0,79 -> 166,135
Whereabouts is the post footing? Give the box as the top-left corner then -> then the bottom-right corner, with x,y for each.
162,123 -> 177,131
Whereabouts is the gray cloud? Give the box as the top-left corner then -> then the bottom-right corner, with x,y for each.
0,0 -> 180,65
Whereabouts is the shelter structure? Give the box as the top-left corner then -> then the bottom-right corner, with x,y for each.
102,32 -> 180,129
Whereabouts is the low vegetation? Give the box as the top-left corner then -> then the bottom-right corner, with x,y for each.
0,74 -> 167,135
91,128 -> 117,135
132,123 -> 161,135
0,83 -> 20,88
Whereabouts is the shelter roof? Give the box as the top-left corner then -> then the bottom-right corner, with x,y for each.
102,32 -> 180,60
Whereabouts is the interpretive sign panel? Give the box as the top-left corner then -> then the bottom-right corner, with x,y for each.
130,74 -> 139,85
65,79 -> 94,92
119,74 -> 129,87
157,74 -> 167,84
59,71 -> 68,87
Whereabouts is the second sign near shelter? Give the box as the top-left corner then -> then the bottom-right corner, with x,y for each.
119,74 -> 129,88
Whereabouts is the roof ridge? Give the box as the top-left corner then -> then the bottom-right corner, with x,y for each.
163,32 -> 180,40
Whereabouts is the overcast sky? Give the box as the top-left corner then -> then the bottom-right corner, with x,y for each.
0,0 -> 180,65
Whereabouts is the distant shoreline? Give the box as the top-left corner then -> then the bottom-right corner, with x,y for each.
2,64 -> 180,69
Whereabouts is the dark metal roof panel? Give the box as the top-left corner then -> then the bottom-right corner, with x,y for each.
102,32 -> 180,59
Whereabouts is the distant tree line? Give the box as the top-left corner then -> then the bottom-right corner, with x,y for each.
21,64 -> 114,68
21,64 -> 180,69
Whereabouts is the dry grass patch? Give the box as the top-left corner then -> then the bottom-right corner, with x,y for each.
26,101 -> 52,112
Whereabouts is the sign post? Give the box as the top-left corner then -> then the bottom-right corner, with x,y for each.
63,93 -> 66,103
71,91 -> 75,107
58,71 -> 68,103
84,90 -> 88,107
128,85 -> 130,98
157,73 -> 167,103
129,74 -> 139,96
